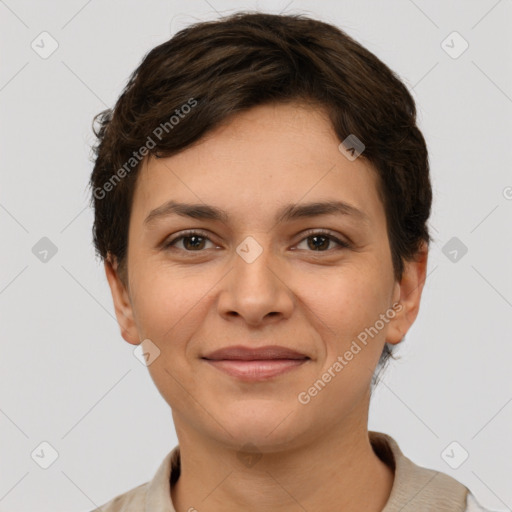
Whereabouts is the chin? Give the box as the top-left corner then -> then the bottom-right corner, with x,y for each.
213,402 -> 308,451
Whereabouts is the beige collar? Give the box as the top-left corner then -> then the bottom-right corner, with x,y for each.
370,431 -> 468,511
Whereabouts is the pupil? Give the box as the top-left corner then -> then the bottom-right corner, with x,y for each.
185,236 -> 204,250
309,235 -> 328,251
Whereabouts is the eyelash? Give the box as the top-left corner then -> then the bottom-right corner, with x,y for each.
163,229 -> 351,253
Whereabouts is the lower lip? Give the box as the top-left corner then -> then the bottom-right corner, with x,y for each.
203,359 -> 308,381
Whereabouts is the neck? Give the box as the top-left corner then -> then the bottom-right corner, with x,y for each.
170,416 -> 394,512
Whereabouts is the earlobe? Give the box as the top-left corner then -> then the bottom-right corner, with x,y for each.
104,255 -> 140,346
386,243 -> 429,346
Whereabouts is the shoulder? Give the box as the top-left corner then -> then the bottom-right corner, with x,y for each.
369,432 -> 499,512
87,446 -> 179,512
89,481 -> 149,512
465,492 -> 498,512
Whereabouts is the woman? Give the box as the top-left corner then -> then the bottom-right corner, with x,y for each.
89,11 -> 494,511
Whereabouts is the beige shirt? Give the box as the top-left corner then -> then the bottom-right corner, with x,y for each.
92,431 -> 493,512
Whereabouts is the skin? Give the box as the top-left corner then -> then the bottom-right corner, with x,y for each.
105,101 -> 428,512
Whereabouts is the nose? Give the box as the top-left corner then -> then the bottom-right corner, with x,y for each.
216,237 -> 294,327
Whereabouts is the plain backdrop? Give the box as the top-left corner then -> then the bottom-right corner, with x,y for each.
1,0 -> 511,511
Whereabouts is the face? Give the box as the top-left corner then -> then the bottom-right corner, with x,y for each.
106,102 -> 427,452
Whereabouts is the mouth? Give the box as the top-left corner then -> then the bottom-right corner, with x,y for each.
202,358 -> 310,381
201,345 -> 310,381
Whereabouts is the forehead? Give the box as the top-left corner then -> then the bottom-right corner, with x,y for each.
131,102 -> 385,231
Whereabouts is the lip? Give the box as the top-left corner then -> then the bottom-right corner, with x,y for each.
203,345 -> 309,361
203,359 -> 309,381
201,345 -> 310,382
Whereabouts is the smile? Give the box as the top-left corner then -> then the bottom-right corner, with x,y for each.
202,358 -> 309,381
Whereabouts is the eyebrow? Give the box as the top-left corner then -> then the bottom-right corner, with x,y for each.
144,199 -> 371,227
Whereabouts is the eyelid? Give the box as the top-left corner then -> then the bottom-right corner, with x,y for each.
163,228 -> 351,252
296,228 -> 352,249
163,229 -> 218,250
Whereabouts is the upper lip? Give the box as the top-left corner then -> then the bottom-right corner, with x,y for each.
203,345 -> 310,361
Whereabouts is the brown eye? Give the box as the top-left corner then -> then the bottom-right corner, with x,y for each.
295,230 -> 351,252
164,230 -> 216,251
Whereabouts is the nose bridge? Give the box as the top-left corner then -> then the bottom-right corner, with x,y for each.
234,233 -> 277,293
218,233 -> 292,323
235,235 -> 274,285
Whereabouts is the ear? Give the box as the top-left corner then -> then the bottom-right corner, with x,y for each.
386,242 -> 429,345
104,255 -> 140,345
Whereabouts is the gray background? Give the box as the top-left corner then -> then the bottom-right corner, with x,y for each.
1,0 -> 511,510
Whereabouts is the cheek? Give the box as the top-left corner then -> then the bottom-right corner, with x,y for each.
129,262 -> 223,360
129,269 -> 210,408
304,265 -> 387,329
298,264 -> 392,378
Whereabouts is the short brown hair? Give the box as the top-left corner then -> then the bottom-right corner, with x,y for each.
89,11 -> 433,384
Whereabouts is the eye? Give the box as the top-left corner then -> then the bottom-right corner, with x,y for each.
294,230 -> 351,252
163,229 -> 351,253
164,230 -> 218,251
